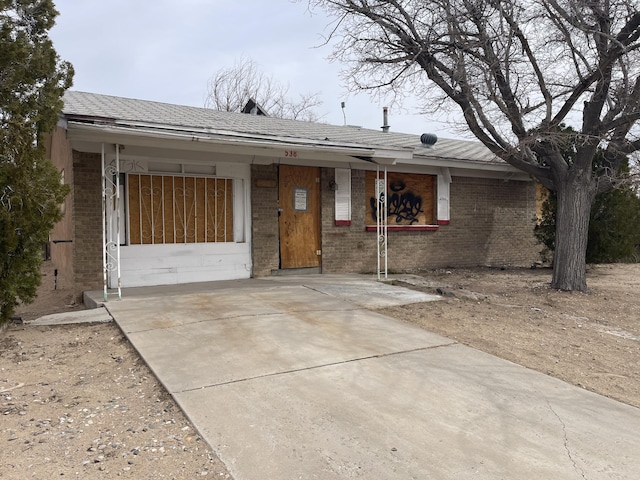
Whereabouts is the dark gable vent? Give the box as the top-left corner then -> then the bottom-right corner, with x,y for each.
420,133 -> 438,146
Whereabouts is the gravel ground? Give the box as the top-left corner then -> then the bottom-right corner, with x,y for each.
1,322 -> 231,479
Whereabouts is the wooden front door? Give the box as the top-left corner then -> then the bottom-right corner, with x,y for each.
278,165 -> 321,269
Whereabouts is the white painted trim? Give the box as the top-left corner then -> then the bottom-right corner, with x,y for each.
438,168 -> 452,223
334,168 -> 352,222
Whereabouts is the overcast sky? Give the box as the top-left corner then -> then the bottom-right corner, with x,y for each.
49,0 -> 469,139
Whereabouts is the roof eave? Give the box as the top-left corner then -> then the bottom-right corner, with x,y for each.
65,121 -> 407,165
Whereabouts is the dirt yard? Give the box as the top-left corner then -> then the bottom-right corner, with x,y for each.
385,263 -> 640,409
1,262 -> 639,479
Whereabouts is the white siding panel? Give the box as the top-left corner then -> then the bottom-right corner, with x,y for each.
176,264 -> 250,284
118,243 -> 251,287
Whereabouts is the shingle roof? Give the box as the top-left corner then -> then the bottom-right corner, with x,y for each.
62,91 -> 501,164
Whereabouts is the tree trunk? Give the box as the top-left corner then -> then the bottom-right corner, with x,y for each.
551,176 -> 595,291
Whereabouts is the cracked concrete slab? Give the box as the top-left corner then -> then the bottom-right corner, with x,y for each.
178,345 -> 640,479
102,274 -> 640,480
107,285 -> 451,393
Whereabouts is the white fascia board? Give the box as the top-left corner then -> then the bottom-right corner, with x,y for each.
405,153 -> 524,174
369,148 -> 413,165
65,122 -> 411,166
116,119 -> 415,158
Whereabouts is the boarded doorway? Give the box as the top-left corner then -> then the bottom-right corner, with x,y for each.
278,165 -> 321,269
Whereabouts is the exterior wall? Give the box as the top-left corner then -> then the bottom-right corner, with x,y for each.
321,169 -> 378,272
73,151 -> 104,293
252,166 -> 539,276
46,127 -> 75,291
251,164 -> 280,275
47,131 -> 103,299
61,150 -> 539,294
321,169 -> 540,274
437,176 -> 539,267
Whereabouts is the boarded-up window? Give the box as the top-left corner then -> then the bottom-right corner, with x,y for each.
128,174 -> 233,245
365,171 -> 436,226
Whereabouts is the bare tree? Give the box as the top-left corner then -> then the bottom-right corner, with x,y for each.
309,0 -> 640,291
205,57 -> 323,121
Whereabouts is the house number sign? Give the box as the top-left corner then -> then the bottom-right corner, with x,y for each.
293,187 -> 308,211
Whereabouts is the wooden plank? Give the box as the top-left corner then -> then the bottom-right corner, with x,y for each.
174,176 -> 186,243
163,176 -> 175,244
129,174 -> 236,246
205,178 -> 214,242
128,175 -> 141,245
184,177 -> 196,243
206,178 -> 218,242
365,171 -> 436,226
195,177 -> 206,243
204,178 -> 234,243
139,175 -> 153,244
151,175 -> 164,243
278,165 -> 321,269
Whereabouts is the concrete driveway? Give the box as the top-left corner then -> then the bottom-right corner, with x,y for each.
98,275 -> 640,479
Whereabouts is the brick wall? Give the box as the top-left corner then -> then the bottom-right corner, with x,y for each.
251,164 -> 280,275
321,169 -> 378,272
249,166 -> 539,276
72,151 -> 103,293
321,169 -> 539,274
442,176 -> 539,267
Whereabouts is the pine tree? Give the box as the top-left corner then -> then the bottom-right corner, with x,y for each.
0,0 -> 73,324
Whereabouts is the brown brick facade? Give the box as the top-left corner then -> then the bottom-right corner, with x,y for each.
252,167 -> 539,276
251,164 -> 280,275
57,158 -> 538,294
72,151 -> 103,292
321,169 -> 378,273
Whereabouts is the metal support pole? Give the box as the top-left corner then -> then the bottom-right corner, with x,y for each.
376,165 -> 388,280
102,144 -> 123,301
115,144 -> 122,300
101,144 -> 108,301
376,165 -> 381,280
383,166 -> 388,280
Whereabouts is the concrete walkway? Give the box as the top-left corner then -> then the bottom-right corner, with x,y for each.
94,275 -> 640,480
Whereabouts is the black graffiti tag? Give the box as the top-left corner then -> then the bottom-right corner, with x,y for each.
370,179 -> 424,225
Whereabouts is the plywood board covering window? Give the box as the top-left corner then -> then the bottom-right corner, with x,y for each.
365,171 -> 436,226
128,174 -> 233,245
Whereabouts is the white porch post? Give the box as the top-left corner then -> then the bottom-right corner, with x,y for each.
101,144 -> 122,301
376,165 -> 388,280
114,144 -> 122,299
101,144 -> 107,301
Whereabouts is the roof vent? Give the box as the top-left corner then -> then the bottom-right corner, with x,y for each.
420,133 -> 438,146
